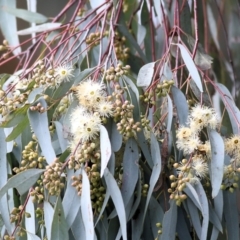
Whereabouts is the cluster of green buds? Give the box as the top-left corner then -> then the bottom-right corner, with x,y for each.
142,184 -> 149,197
13,141 -> 46,173
104,63 -> 131,82
85,31 -> 108,47
155,80 -> 174,97
68,140 -> 101,169
155,222 -> 162,239
168,162 -> 189,206
114,32 -> 129,61
29,102 -> 46,113
3,235 -> 15,240
10,205 -> 31,224
71,165 -> 105,214
43,158 -> 65,196
221,165 -> 240,192
30,178 -> 44,203
55,95 -> 70,115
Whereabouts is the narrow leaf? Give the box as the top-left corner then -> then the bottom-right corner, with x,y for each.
3,6 -> 48,23
0,169 -> 44,199
111,122 -> 122,152
81,168 -> 94,240
167,94 -> 173,133
17,22 -> 61,35
44,201 -> 54,240
104,168 -> 127,240
50,197 -> 69,240
121,138 -> 139,206
100,125 -> 111,177
54,121 -> 68,152
160,201 -> 178,240
137,62 -> 155,88
176,43 -> 203,92
208,129 -> 224,198
28,98 -> 56,164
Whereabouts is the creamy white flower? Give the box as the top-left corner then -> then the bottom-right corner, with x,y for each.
76,79 -> 106,108
192,157 -> 208,179
97,100 -> 113,117
55,64 -> 74,84
176,135 -> 201,154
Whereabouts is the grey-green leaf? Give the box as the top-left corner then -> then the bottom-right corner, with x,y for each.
81,168 -> 94,240
0,169 -> 44,199
3,6 -> 48,23
121,138 -> 139,206
28,98 -> 56,164
137,62 -> 155,88
177,43 -> 203,92
50,197 -> 69,240
160,201 -> 177,240
208,128 -> 224,198
44,201 -> 54,240
104,168 -> 127,240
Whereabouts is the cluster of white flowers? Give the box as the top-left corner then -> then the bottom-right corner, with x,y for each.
176,104 -> 220,181
176,104 -> 219,155
69,79 -> 113,149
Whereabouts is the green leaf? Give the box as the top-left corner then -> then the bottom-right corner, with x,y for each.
73,67 -> 96,86
50,197 -> 69,240
209,204 -> 222,232
0,104 -> 29,128
111,121 -> 122,152
100,125 -> 111,177
81,168 -> 94,240
208,129 -> 224,198
160,201 -> 178,240
5,116 -> 29,142
194,181 -> 209,240
187,198 -> 201,239
3,6 -> 48,23
166,95 -> 173,133
62,169 -> 81,228
176,207 -> 192,240
0,169 -> 44,199
28,87 -> 43,103
0,73 -> 11,86
171,86 -> 189,126
44,201 -> 54,240
177,43 -> 203,92
54,121 -> 68,152
71,208 -> 86,240
137,62 -> 155,88
104,168 -> 127,240
216,83 -> 240,134
25,197 -> 36,236
0,0 -> 21,55
183,182 -> 202,210
142,133 -> 161,229
223,191 -> 240,240
28,98 -> 56,164
121,138 -> 139,206
17,22 -> 61,35
0,129 -> 12,233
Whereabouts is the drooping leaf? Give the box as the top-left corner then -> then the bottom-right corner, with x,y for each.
166,94 -> 173,133
0,169 -> 44,199
81,168 -> 94,240
137,62 -> 155,88
62,169 -> 81,229
216,83 -> 240,134
186,198 -> 201,239
3,6 -> 48,23
5,116 -> 29,142
194,181 -> 209,240
160,201 -> 178,240
208,128 -> 224,198
54,121 -> 68,152
27,87 -> 44,103
104,168 -> 127,240
176,207 -> 192,240
121,138 -> 139,206
209,204 -> 222,232
71,208 -> 86,240
100,125 -> 111,177
223,191 -> 240,240
17,22 -> 61,35
171,86 -> 189,126
28,98 -> 56,164
0,0 -> 21,55
111,121 -> 122,152
25,196 -> 36,236
50,197 -> 69,240
44,201 -> 54,240
73,67 -> 96,86
142,133 -> 161,229
176,43 -> 203,92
